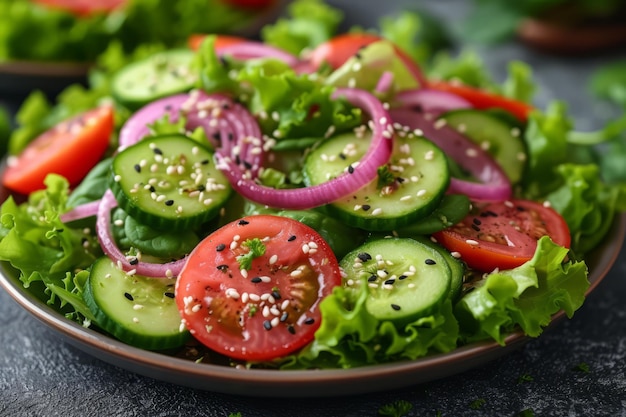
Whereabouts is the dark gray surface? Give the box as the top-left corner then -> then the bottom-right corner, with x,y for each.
2,1 -> 626,416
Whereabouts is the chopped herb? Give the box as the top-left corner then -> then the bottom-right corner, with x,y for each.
377,165 -> 396,190
469,398 -> 486,410
517,409 -> 535,417
378,399 -> 413,417
573,362 -> 591,373
228,413 -> 242,417
236,238 -> 267,271
517,373 -> 534,384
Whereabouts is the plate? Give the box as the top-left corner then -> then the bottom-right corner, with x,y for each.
1,207 -> 624,398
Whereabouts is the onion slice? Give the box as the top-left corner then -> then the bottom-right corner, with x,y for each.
60,200 -> 101,223
394,88 -> 473,114
118,90 -> 264,175
96,190 -> 187,277
390,108 -> 512,201
217,41 -> 300,66
215,87 -> 394,210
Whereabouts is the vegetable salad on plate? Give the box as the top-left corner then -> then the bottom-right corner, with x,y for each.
1,0 -> 625,370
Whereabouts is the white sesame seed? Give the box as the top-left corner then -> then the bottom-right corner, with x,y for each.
465,239 -> 480,246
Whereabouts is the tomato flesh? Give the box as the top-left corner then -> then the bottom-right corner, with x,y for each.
432,200 -> 570,272
2,106 -> 114,195
32,0 -> 126,16
175,215 -> 342,361
429,81 -> 534,123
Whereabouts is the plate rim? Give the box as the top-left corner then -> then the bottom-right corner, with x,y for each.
2,212 -> 624,397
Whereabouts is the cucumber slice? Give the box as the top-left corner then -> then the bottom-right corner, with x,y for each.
341,238 -> 452,323
304,131 -> 449,231
84,257 -> 189,350
440,109 -> 527,184
112,49 -> 197,111
110,134 -> 231,231
412,236 -> 465,302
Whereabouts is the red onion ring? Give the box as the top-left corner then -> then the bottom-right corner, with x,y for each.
217,42 -> 299,67
394,88 -> 473,114
60,200 -> 101,223
96,190 -> 186,277
375,71 -> 395,94
118,91 -> 264,176
215,87 -> 394,210
390,108 -> 512,201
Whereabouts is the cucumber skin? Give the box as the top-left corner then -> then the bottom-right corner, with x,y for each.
304,132 -> 450,232
340,237 -> 452,324
84,257 -> 189,351
110,135 -> 232,232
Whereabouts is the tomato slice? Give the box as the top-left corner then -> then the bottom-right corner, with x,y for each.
307,33 -> 428,86
2,106 -> 114,195
32,0 -> 126,16
187,34 -> 247,51
176,215 -> 342,361
428,81 -> 535,123
432,199 -> 571,272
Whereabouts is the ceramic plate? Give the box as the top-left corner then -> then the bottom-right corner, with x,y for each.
1,208 -> 624,398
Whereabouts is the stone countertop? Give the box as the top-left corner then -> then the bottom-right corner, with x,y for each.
2,1 -> 626,416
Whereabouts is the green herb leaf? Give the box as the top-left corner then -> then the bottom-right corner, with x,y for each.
237,238 -> 267,271
378,400 -> 413,417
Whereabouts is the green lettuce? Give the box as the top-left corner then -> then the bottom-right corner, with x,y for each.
0,175 -> 100,323
455,237 -> 589,344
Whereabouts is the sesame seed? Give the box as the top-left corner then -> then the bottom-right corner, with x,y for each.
465,239 -> 480,246
391,304 -> 401,311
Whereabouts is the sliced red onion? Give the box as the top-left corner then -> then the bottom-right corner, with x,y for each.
395,88 -> 473,115
375,71 -> 395,94
118,91 -> 264,176
214,87 -> 394,210
217,42 -> 299,67
390,108 -> 511,201
60,200 -> 101,223
96,190 -> 187,278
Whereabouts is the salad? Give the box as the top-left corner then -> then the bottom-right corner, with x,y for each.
1,0 -> 625,370
0,0 -> 277,63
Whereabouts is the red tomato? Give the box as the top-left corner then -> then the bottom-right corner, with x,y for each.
307,33 -> 428,86
32,0 -> 126,16
176,215 -> 342,361
2,107 -> 114,195
220,0 -> 275,8
432,200 -> 570,272
429,81 -> 534,123
187,34 -> 247,51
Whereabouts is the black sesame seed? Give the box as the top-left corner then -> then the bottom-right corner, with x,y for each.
153,147 -> 163,155
368,274 -> 377,282
129,257 -> 139,265
149,185 -> 156,192
391,304 -> 401,311
473,218 -> 482,225
238,219 -> 250,225
280,312 -> 289,322
471,224 -> 481,232
263,320 -> 272,330
164,292 -> 175,299
251,277 -> 262,283
272,290 -> 281,300
304,318 -> 315,325
384,278 -> 395,285
399,275 -> 408,280
134,164 -> 141,173
243,160 -> 253,170
425,259 -> 436,265
197,185 -> 206,192
348,165 -> 355,174
357,252 -> 372,262
124,292 -> 134,301
228,133 -> 234,142
201,159 -> 210,165
165,200 -> 174,206
217,264 -> 229,272
287,325 -> 296,335
288,235 -> 297,242
362,204 -> 371,211
216,243 -> 226,252
338,152 -> 347,160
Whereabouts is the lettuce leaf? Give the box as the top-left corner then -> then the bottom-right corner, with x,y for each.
455,237 -> 589,344
0,175 -> 100,323
281,281 -> 459,369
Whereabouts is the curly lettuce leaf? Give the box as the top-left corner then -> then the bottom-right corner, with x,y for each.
455,237 -> 589,344
281,281 -> 459,369
0,175 -> 100,323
